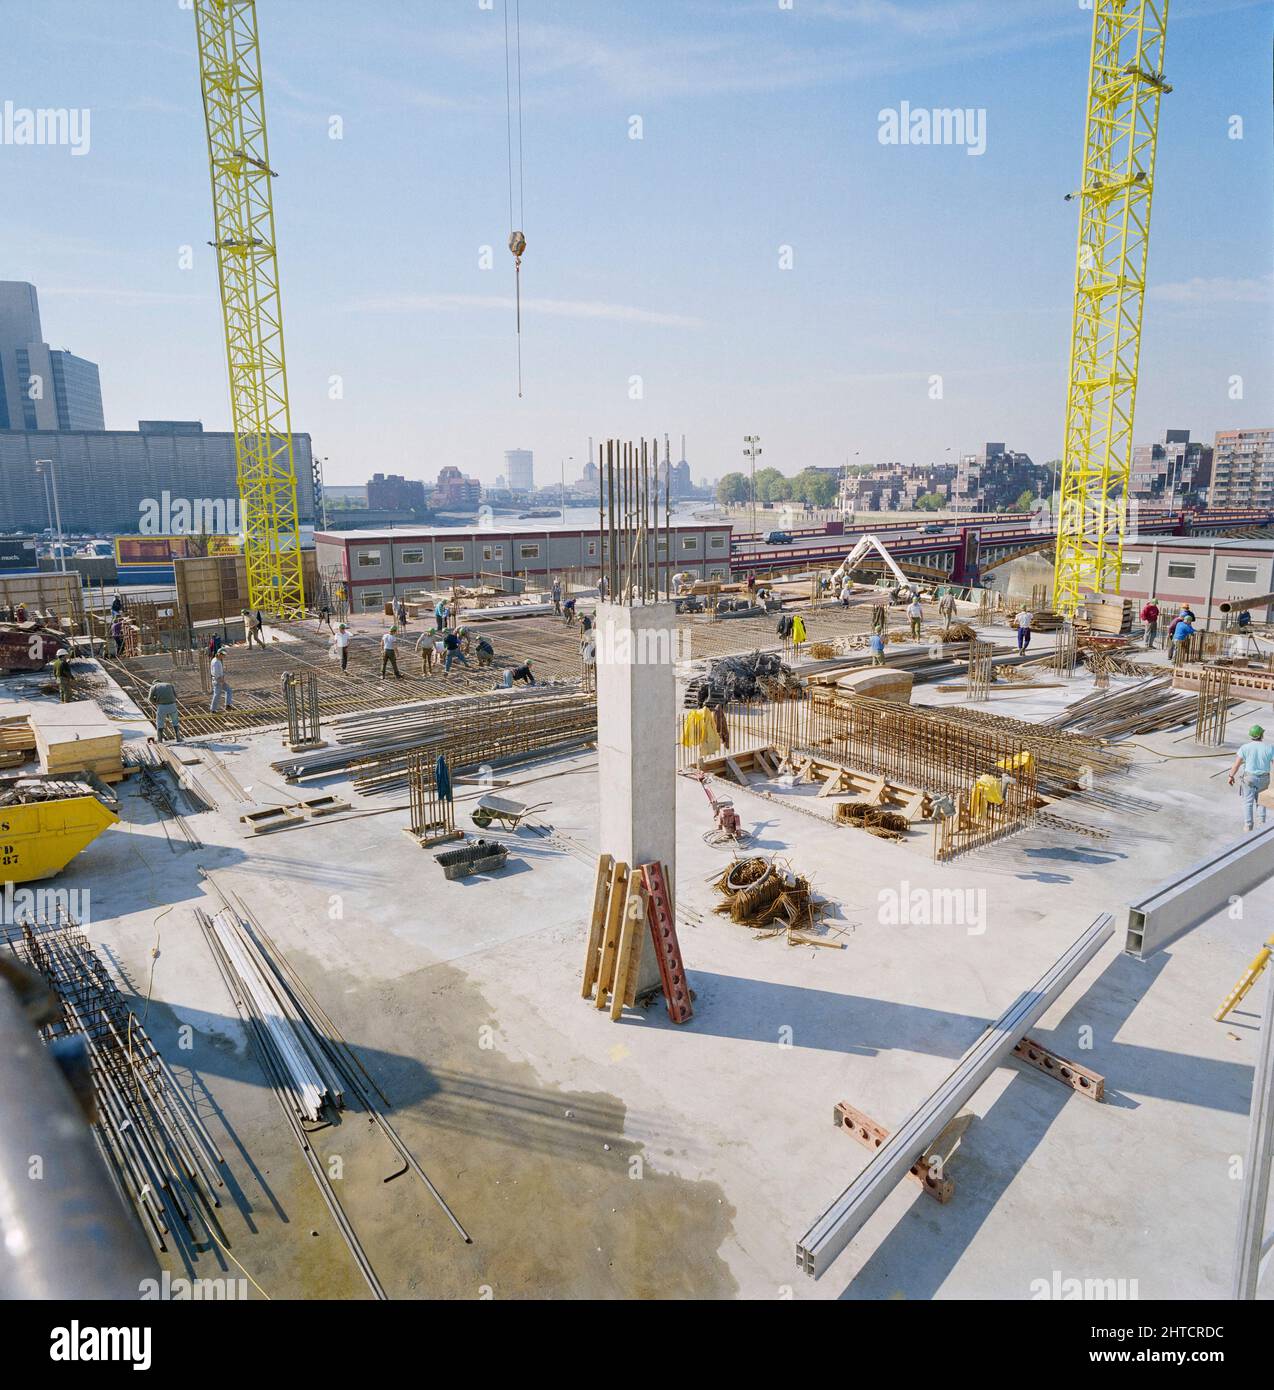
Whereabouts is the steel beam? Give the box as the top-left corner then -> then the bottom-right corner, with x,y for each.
796,913 -> 1114,1280
1125,825 -> 1274,959
1233,969 -> 1274,1299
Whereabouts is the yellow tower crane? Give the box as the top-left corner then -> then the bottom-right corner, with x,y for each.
1053,1 -> 1171,617
193,0 -> 306,619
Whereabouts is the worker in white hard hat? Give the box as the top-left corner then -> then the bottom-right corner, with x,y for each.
51,648 -> 74,703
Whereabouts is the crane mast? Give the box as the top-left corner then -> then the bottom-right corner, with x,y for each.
193,0 -> 306,618
1053,0 -> 1170,617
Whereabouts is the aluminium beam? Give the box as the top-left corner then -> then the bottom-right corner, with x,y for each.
1125,824 -> 1274,959
796,913 -> 1114,1280
1233,970 -> 1274,1299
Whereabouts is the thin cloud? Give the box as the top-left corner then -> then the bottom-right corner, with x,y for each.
40,286 -> 211,306
1150,275 -> 1273,306
350,292 -> 704,329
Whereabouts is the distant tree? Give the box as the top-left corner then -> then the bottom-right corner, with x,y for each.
914,492 -> 946,511
717,472 -> 750,505
792,468 -> 839,508
1011,489 -> 1035,513
752,467 -> 784,503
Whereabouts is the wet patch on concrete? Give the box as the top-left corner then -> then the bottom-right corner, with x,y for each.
167,950 -> 739,1300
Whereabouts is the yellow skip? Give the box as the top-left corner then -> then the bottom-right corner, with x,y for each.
0,795 -> 118,884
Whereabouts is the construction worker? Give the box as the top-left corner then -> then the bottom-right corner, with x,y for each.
598,574 -> 609,602
1014,606 -> 1033,653
1170,613 -> 1195,663
434,598 -> 449,631
396,597 -> 408,628
241,609 -> 261,648
442,628 -> 468,674
1229,726 -> 1274,832
110,617 -> 125,657
475,635 -> 495,667
254,609 -> 265,644
51,648 -> 74,702
563,595 -> 577,626
110,593 -> 123,618
509,660 -> 535,686
1140,597 -> 1160,649
147,677 -> 180,741
581,631 -> 597,690
318,601 -> 333,630
415,629 -> 437,673
868,633 -> 886,666
209,649 -> 234,712
381,626 -> 402,678
871,602 -> 887,636
938,590 -> 957,626
551,578 -> 562,615
334,622 -> 351,672
906,597 -> 923,640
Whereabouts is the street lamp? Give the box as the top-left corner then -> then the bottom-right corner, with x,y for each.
34,459 -> 66,572
743,435 -> 762,534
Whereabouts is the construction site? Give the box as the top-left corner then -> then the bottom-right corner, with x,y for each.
3,0 -> 1271,1327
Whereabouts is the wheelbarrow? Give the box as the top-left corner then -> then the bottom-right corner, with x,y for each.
470,793 -> 551,831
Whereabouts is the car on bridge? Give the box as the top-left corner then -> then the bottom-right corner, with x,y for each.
763,530 -> 794,544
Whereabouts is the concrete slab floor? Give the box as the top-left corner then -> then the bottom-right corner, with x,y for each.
6,667 -> 1273,1300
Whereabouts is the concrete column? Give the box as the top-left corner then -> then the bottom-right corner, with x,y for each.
596,600 -> 677,997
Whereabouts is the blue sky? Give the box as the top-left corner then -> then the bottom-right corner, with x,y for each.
2,0 -> 1270,488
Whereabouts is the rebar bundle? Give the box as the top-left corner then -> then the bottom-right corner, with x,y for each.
967,639 -> 993,702
3,916 -> 227,1258
1193,667 -> 1232,746
407,749 -> 457,841
273,686 -> 597,795
282,670 -> 321,746
1044,676 -> 1200,738
598,436 -> 673,603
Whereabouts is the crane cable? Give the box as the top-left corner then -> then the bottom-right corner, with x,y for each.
504,0 -> 526,397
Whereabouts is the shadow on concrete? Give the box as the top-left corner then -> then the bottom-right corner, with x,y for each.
832,947 -> 1251,1298
1021,844 -> 1127,866
668,969 -> 989,1058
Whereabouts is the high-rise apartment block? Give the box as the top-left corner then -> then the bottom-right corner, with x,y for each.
953,443 -> 1049,512
1208,429 -> 1274,508
1129,429 -> 1212,508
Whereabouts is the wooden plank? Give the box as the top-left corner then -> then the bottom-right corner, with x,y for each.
581,853 -> 615,999
817,767 -> 844,799
753,748 -> 779,777
610,881 -> 647,1020
724,755 -> 749,785
593,862 -> 629,1011
859,775 -> 886,806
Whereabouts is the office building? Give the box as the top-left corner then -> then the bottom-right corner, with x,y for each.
505,449 -> 534,492
0,420 -> 316,533
315,518 -> 734,606
0,280 -> 104,431
1208,428 -> 1274,508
